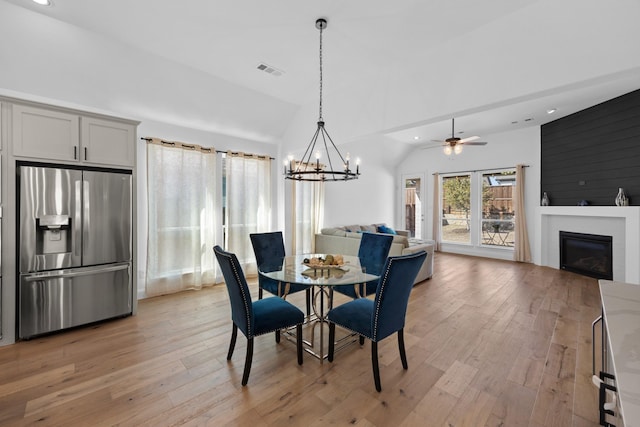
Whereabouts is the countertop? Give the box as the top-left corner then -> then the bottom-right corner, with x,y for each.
599,279 -> 640,426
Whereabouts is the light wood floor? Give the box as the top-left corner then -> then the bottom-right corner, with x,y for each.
0,253 -> 603,426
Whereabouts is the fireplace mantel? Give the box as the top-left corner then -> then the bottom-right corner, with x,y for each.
537,206 -> 640,283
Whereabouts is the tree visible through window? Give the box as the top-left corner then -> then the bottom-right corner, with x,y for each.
441,175 -> 471,243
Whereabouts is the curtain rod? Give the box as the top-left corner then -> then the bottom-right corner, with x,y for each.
142,137 -> 274,160
141,137 -> 213,153
215,150 -> 275,160
433,165 -> 529,175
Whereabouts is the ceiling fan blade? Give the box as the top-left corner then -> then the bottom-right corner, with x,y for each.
461,141 -> 488,146
420,142 -> 446,150
459,135 -> 480,143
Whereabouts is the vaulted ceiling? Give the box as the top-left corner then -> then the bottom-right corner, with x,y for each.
3,0 -> 640,148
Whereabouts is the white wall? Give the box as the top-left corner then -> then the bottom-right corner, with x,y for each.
398,126 -> 541,261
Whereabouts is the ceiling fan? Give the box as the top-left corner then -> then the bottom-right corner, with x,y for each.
427,118 -> 488,155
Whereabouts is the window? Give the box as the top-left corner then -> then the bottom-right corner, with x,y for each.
146,140 -> 218,296
441,174 -> 471,244
224,152 -> 272,271
293,181 -> 324,254
481,170 -> 515,247
440,168 -> 516,249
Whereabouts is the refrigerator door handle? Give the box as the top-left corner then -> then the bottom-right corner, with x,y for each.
23,263 -> 130,281
83,179 -> 90,258
74,179 -> 83,259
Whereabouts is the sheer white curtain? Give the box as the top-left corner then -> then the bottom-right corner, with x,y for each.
292,181 -> 324,254
514,164 -> 531,262
146,138 -> 218,297
226,152 -> 272,273
432,173 -> 442,251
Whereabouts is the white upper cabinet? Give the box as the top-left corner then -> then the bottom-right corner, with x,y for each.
81,117 -> 135,168
12,104 -> 80,162
12,104 -> 135,168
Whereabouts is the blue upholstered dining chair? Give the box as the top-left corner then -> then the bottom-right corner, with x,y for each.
333,232 -> 393,299
250,231 -> 311,315
327,250 -> 427,392
213,245 -> 304,386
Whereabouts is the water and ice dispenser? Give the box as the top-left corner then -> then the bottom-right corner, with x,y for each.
35,215 -> 72,256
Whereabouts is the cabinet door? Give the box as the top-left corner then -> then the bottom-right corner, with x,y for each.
81,117 -> 135,167
13,105 -> 79,161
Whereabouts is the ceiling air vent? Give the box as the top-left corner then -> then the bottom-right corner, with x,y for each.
256,62 -> 284,77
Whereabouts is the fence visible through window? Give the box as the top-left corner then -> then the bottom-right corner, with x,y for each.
481,171 -> 515,247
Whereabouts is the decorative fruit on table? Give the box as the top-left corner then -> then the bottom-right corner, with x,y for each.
305,254 -> 344,266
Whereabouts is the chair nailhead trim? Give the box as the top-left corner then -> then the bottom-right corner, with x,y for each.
372,251 -> 426,341
218,249 -> 253,338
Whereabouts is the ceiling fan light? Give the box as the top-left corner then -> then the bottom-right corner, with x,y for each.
443,145 -> 452,156
454,144 -> 463,155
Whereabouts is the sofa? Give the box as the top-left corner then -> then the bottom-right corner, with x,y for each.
314,223 -> 435,285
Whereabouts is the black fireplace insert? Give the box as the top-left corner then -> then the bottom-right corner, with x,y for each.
559,231 -> 613,280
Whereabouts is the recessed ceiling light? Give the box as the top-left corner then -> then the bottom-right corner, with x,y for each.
32,0 -> 52,5
413,136 -> 420,140
546,108 -> 557,114
524,118 -> 534,122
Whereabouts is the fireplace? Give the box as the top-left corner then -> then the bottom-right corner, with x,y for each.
560,231 -> 613,280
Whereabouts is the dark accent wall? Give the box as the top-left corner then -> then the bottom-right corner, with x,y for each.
541,89 -> 640,206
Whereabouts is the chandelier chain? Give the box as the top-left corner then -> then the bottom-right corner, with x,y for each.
318,24 -> 323,121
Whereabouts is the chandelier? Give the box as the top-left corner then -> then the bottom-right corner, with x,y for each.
284,18 -> 360,182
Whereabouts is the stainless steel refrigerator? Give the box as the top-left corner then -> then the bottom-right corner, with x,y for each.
18,164 -> 132,339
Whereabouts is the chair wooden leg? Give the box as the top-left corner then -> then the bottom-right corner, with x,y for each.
258,287 -> 263,300
227,324 -> 238,360
241,337 -> 254,386
398,329 -> 408,369
275,330 -> 281,343
296,324 -> 303,365
372,341 -> 381,392
359,335 -> 365,346
306,288 -> 311,316
328,322 -> 336,362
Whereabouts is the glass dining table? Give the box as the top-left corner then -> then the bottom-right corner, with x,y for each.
259,254 -> 380,362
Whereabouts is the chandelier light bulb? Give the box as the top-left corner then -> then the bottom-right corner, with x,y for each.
454,144 -> 463,155
443,145 -> 452,156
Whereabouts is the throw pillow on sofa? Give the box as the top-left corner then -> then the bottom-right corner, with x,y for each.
377,225 -> 397,235
361,224 -> 377,233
